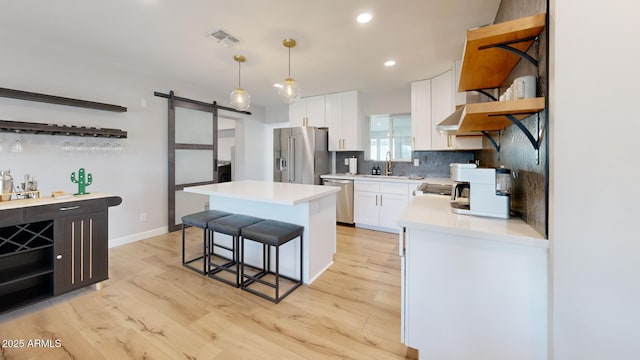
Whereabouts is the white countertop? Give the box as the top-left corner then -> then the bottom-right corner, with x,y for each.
321,173 -> 452,185
184,180 -> 339,206
0,192 -> 119,211
397,194 -> 547,248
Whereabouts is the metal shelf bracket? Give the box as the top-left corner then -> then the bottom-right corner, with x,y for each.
478,36 -> 540,67
481,130 -> 501,161
496,112 -> 543,164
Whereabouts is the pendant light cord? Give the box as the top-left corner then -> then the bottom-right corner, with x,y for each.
238,61 -> 241,88
288,46 -> 291,78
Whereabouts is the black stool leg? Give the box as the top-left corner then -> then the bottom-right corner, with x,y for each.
275,244 -> 280,302
299,233 -> 303,284
264,243 -> 269,274
202,228 -> 208,274
181,224 -> 208,275
234,235 -> 239,287
181,224 -> 186,265
208,230 -> 213,279
240,236 -> 246,286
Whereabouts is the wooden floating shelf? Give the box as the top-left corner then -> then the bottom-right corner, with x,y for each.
0,87 -> 127,113
458,13 -> 546,92
0,120 -> 127,138
458,97 -> 545,133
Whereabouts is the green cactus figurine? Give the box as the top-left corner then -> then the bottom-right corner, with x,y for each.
71,168 -> 93,195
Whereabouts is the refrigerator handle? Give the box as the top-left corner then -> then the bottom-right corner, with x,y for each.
291,136 -> 296,182
287,136 -> 292,182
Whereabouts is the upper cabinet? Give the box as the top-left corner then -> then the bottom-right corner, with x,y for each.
431,70 -> 482,150
326,90 -> 363,151
289,91 -> 363,151
430,71 -> 453,150
410,79 -> 431,151
411,71 -> 482,151
289,95 -> 326,127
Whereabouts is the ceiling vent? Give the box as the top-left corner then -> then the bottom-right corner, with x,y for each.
208,28 -> 239,47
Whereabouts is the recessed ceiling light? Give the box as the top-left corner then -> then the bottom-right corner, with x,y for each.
384,60 -> 396,67
357,13 -> 372,24
273,83 -> 283,88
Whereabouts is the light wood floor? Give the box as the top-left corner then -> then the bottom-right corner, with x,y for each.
0,226 -> 417,359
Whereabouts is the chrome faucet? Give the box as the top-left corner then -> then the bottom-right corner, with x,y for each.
385,151 -> 392,176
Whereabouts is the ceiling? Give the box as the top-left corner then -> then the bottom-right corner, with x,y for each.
0,0 -> 501,108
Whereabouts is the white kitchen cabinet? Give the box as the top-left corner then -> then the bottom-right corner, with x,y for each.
431,70 -> 454,150
354,180 -> 409,233
432,70 -> 483,150
410,79 -> 432,151
325,90 -> 362,151
411,68 -> 482,151
353,191 -> 379,225
401,226 -> 547,360
378,193 -> 408,229
289,95 -> 326,127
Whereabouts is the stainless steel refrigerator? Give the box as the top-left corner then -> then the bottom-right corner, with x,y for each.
274,127 -> 330,185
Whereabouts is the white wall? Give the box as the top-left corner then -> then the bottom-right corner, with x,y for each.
550,0 -> 640,358
264,103 -> 289,124
231,107 -> 267,181
0,36 -> 267,246
361,87 -> 411,117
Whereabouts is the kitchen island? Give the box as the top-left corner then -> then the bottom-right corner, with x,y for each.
184,180 -> 339,284
397,194 -> 548,360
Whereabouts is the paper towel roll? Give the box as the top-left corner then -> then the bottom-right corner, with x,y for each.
348,157 -> 358,174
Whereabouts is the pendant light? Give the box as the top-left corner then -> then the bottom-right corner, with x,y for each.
278,38 -> 301,104
230,55 -> 250,111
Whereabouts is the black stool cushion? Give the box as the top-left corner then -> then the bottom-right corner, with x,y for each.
208,214 -> 264,237
182,210 -> 232,228
241,220 -> 304,246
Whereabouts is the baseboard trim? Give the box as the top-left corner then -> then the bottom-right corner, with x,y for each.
355,223 -> 400,234
307,260 -> 334,285
109,226 -> 168,248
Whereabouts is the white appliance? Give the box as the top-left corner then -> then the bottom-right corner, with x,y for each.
450,163 -> 511,219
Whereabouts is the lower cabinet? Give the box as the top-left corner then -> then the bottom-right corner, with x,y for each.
0,195 -> 120,314
354,181 -> 409,233
401,227 -> 548,360
54,210 -> 108,295
0,220 -> 54,313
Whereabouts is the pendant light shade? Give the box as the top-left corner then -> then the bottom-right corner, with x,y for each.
278,38 -> 301,104
230,55 -> 250,111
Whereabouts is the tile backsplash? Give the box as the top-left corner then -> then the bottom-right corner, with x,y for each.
476,0 -> 548,237
335,151 -> 474,179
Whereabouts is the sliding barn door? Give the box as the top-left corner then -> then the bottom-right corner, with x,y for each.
168,92 -> 218,232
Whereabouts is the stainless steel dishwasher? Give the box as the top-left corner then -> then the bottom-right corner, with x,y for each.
322,178 -> 354,225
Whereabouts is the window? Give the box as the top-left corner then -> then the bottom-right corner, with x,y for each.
368,114 -> 412,161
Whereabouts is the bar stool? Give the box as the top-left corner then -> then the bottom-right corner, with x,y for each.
207,214 -> 264,287
181,210 -> 232,274
240,220 -> 304,303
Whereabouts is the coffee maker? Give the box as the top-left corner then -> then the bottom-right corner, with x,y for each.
450,163 -> 511,219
